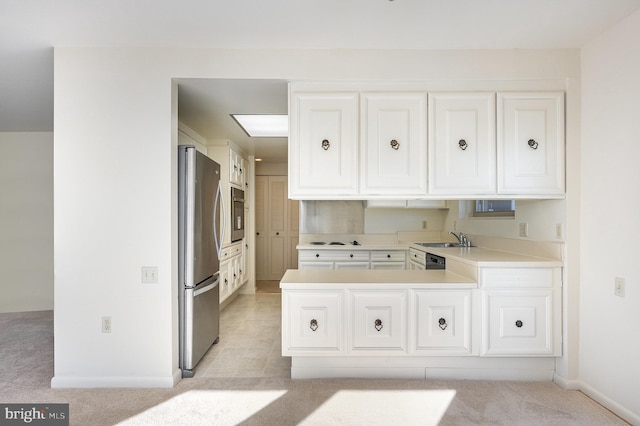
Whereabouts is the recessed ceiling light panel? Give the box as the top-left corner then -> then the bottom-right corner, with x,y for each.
231,114 -> 288,137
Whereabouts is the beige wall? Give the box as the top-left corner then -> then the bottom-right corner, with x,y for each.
0,132 -> 53,313
52,47 -> 580,388
580,9 -> 640,423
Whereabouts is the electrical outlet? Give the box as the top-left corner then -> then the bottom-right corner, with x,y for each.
102,316 -> 112,333
555,224 -> 563,239
141,266 -> 158,283
519,222 -> 529,237
615,277 -> 625,297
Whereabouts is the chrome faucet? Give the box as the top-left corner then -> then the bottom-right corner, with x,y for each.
449,231 -> 470,247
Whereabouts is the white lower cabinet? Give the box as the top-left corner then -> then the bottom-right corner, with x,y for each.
350,290 -> 407,353
282,291 -> 344,355
298,249 -> 406,270
219,242 -> 246,304
480,267 -> 561,356
370,250 -> 407,270
412,290 -> 473,355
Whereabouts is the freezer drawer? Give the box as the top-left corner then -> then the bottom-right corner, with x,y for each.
181,277 -> 220,376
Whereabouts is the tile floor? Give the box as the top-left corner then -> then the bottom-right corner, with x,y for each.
196,285 -> 290,379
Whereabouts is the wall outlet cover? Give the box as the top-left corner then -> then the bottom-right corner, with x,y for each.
519,222 -> 529,237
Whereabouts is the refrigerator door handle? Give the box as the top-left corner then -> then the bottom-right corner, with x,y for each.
213,180 -> 226,258
193,277 -> 219,297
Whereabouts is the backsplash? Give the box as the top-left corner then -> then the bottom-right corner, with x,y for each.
300,201 -> 365,234
300,200 -> 448,235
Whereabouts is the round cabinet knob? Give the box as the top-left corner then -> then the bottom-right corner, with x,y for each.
321,139 -> 330,150
310,319 -> 318,331
374,319 -> 383,331
387,254 -> 391,258
315,253 -> 320,258
527,139 -> 539,150
438,317 -> 447,330
390,139 -> 400,150
515,320 -> 523,328
349,253 -> 354,258
458,139 -> 468,150
276,232 -> 279,235
256,232 -> 260,235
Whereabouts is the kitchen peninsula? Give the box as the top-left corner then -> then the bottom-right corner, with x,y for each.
281,246 -> 563,381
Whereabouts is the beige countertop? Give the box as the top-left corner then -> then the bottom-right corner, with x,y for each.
297,243 -> 409,250
280,269 -> 477,288
407,244 -> 563,268
297,242 -> 562,268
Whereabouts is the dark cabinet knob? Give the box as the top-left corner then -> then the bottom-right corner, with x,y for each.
350,253 -> 354,258
374,319 -> 383,331
310,319 -> 318,331
387,254 -> 391,258
515,320 -> 523,328
315,253 -> 320,258
438,317 -> 447,330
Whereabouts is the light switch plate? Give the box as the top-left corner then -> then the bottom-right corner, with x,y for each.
142,266 -> 158,283
615,277 -> 625,297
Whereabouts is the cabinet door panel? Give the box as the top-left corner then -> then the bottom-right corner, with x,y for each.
498,92 -> 565,195
290,92 -> 359,196
428,93 -> 496,194
361,93 -> 427,195
350,291 -> 407,352
413,291 -> 472,354
283,291 -> 344,355
482,289 -> 554,356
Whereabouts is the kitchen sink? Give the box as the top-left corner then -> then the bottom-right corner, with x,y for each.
415,242 -> 464,248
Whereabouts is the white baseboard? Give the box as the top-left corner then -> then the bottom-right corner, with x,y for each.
578,380 -> 640,425
292,367 -> 425,380
51,374 -> 176,388
552,372 -> 581,390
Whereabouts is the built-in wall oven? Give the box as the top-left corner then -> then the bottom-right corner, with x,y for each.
230,187 -> 245,242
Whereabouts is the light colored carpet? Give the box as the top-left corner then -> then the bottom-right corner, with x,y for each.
0,299 -> 629,426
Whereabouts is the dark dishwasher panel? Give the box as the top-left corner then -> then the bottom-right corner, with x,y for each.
425,252 -> 446,270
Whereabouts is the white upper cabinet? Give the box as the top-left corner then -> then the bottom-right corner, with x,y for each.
288,83 -> 566,199
289,92 -> 359,198
497,92 -> 565,195
428,93 -> 496,194
360,93 -> 428,195
229,149 -> 245,189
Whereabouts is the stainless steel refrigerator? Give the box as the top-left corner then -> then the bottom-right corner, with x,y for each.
178,145 -> 222,378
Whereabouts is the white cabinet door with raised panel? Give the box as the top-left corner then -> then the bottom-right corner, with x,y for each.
428,93 -> 496,194
360,93 -> 427,195
289,92 -> 359,197
413,290 -> 473,355
350,290 -> 408,354
481,289 -> 555,356
282,291 -> 344,355
497,92 -> 565,195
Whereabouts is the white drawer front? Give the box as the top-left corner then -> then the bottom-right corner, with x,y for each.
299,250 -> 369,262
284,291 -> 344,355
350,291 -> 407,353
480,268 -> 554,288
370,250 -> 407,262
370,261 -> 406,270
413,290 -> 472,355
299,261 -> 334,270
481,289 -> 554,356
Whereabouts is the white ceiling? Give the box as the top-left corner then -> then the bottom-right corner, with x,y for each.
2,0 -> 640,161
